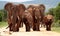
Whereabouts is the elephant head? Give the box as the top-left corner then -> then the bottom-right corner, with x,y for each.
4,3 -> 14,19
38,4 -> 45,22
4,3 -> 14,12
34,6 -> 41,16
39,4 -> 45,12
18,4 -> 26,12
27,5 -> 34,15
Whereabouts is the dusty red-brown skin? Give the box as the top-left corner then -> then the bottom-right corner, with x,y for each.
4,3 -> 14,31
4,3 -> 46,32
43,14 -> 53,31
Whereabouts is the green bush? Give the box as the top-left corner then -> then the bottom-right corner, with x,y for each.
52,20 -> 60,27
0,12 -> 2,22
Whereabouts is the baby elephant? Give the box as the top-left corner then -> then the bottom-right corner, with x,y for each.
43,14 -> 54,31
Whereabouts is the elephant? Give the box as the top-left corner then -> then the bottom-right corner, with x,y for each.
4,3 -> 14,31
22,11 -> 33,32
39,4 -> 45,27
33,6 -> 42,31
27,5 -> 44,31
11,5 -> 20,32
4,3 -> 20,32
43,14 -> 53,31
27,5 -> 36,31
12,4 -> 26,31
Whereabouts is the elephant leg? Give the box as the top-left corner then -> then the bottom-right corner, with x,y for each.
36,22 -> 40,31
46,24 -> 49,31
18,20 -> 20,27
16,23 -> 19,32
15,23 -> 19,32
12,23 -> 16,32
25,23 -> 30,32
23,18 -> 30,32
43,24 -> 46,28
9,23 -> 13,31
18,19 -> 22,28
19,20 -> 23,28
33,23 -> 36,31
48,24 -> 51,31
37,24 -> 40,31
36,19 -> 40,31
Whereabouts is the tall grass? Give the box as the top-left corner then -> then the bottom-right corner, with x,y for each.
52,27 -> 60,33
0,22 -> 8,28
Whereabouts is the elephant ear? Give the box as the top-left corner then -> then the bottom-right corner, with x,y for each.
39,4 -> 45,11
18,4 -> 26,11
4,3 -> 13,11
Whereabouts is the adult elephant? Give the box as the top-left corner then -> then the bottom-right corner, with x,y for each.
4,3 -> 14,31
33,6 -> 42,31
12,4 -> 26,31
27,5 -> 42,31
22,11 -> 33,32
4,3 -> 19,32
43,14 -> 54,31
27,5 -> 36,31
11,5 -> 20,32
39,4 -> 45,27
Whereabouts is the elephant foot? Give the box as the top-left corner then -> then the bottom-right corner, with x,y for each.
48,29 -> 51,31
46,29 -> 51,31
26,29 -> 30,32
36,29 -> 40,31
9,28 -> 13,31
9,29 -> 13,31
26,27 -> 30,32
46,28 -> 48,31
33,25 -> 36,31
33,30 -> 36,31
33,28 -> 40,31
33,28 -> 36,31
13,28 -> 19,32
26,30 -> 30,32
17,28 -> 19,31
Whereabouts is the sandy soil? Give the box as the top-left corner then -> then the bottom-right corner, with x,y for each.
0,24 -> 60,36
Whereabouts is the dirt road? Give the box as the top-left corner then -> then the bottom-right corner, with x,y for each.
0,24 -> 60,36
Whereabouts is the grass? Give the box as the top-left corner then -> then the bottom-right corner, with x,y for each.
0,22 -> 8,28
52,27 -> 60,33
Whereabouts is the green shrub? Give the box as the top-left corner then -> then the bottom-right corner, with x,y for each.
52,20 -> 60,27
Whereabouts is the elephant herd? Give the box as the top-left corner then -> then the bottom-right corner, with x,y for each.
4,3 -> 53,32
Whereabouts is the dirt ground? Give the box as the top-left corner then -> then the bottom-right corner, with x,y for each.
0,24 -> 60,36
